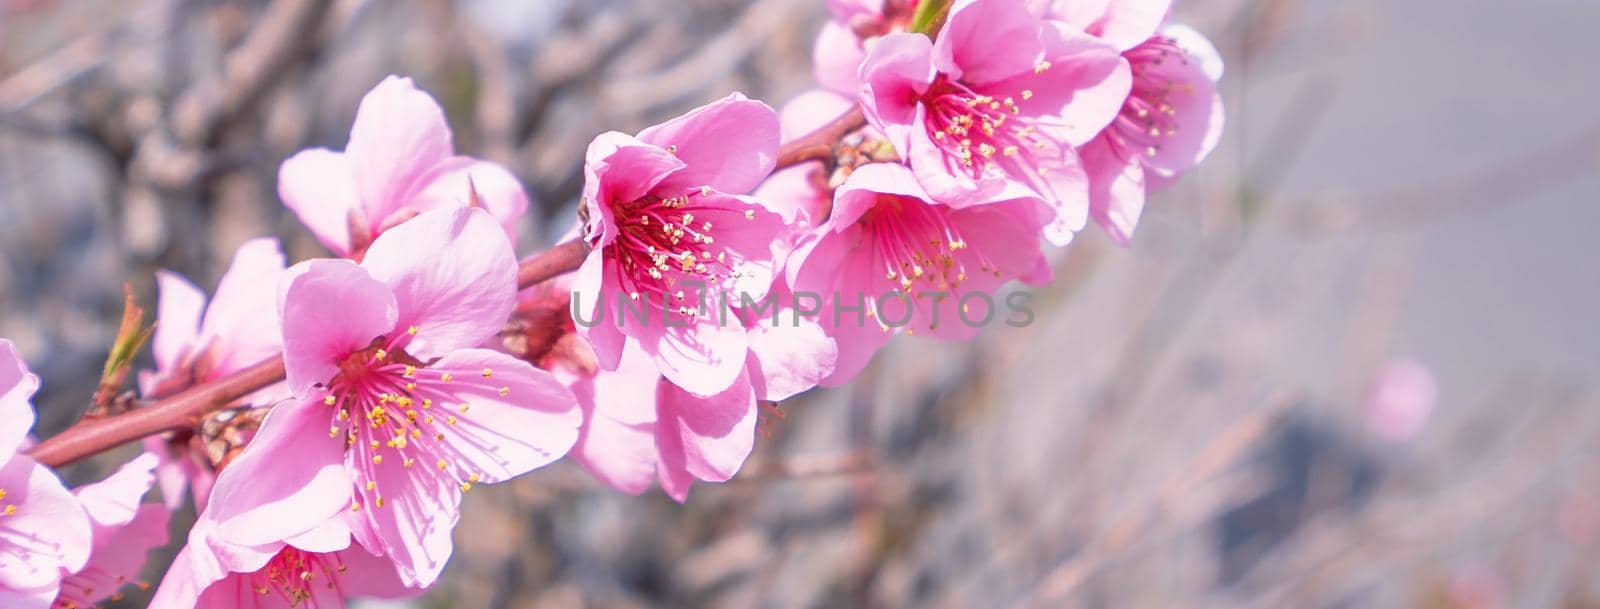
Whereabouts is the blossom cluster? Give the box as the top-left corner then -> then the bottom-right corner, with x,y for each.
0,0 -> 1222,606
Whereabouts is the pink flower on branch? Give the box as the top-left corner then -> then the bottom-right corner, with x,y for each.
859,0 -> 1131,245
55,453 -> 171,609
0,340 -> 92,609
1032,0 -> 1172,53
151,517 -> 415,609
786,163 -> 1052,384
204,208 -> 580,587
279,76 -> 530,258
1078,24 -> 1224,244
574,94 -> 790,397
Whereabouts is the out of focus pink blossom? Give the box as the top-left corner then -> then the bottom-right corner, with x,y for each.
1364,358 -> 1437,441
278,76 -> 530,258
575,94 -> 790,397
205,208 -> 579,587
141,237 -> 291,511
858,0 -> 1130,244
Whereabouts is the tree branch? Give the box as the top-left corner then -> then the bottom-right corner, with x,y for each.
775,105 -> 866,170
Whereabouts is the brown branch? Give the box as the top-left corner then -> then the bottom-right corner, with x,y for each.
28,239 -> 591,469
775,105 -> 866,170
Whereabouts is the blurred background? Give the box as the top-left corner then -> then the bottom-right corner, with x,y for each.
3,0 -> 1599,607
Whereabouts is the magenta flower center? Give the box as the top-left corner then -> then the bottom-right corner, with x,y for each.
607,191 -> 752,315
1107,36 -> 1190,161
318,330 -> 506,510
920,74 -> 1046,179
247,547 -> 346,606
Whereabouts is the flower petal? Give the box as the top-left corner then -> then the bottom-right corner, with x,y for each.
207,401 -> 353,547
345,76 -> 455,225
73,452 -> 159,529
408,156 -> 531,243
422,349 -> 581,483
279,259 -> 399,395
746,314 -> 838,401
0,454 -> 91,591
935,0 -> 1045,85
278,149 -> 361,256
638,314 -> 749,398
860,32 -> 937,149
1095,0 -> 1173,52
360,207 -> 516,359
1083,137 -> 1147,244
198,237 -> 286,377
570,345 -> 661,494
654,371 -> 757,502
148,271 -> 205,382
0,340 -> 39,458
812,22 -> 868,96
637,94 -> 780,195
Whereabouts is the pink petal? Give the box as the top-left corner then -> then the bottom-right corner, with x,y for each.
654,371 -> 757,502
62,503 -> 170,608
0,454 -> 91,591
207,402 -> 353,547
423,349 -> 582,482
1095,0 -> 1173,52
279,259 -> 399,395
0,586 -> 54,609
825,0 -> 882,22
636,94 -> 780,195
829,162 -> 929,227
591,139 -> 686,234
1082,137 -> 1147,244
360,207 -> 516,360
573,251 -> 626,370
73,452 -> 159,529
0,340 -> 39,458
860,33 -> 936,146
746,315 -> 838,401
934,0 -> 1047,85
278,149 -> 360,256
345,76 -> 455,225
812,22 -> 868,96
638,315 -> 750,398
569,344 -> 661,494
357,446 -> 458,587
149,270 -> 205,380
333,545 -> 423,599
199,237 -> 287,377
779,89 -> 857,143
408,156 -> 531,242
1005,25 -> 1131,147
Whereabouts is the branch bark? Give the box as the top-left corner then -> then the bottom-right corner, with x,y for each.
775,105 -> 866,170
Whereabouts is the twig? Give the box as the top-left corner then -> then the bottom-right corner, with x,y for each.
775,105 -> 866,170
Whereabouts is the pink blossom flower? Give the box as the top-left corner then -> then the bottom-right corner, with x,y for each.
54,453 -> 171,609
1032,0 -> 1172,53
574,94 -> 790,397
858,0 -> 1131,244
279,76 -> 530,258
1364,358 -> 1437,442
140,237 -> 290,511
204,208 -> 581,587
1077,24 -> 1224,243
785,163 -> 1052,384
0,340 -> 92,609
151,516 -> 415,609
543,271 -> 831,501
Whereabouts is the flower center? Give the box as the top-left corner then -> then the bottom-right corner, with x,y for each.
920,74 -> 1043,179
607,190 -> 753,317
318,327 -> 504,511
249,547 -> 345,606
860,194 -> 995,295
1107,36 -> 1192,161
